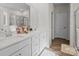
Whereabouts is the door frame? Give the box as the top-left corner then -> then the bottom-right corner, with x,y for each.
51,11 -> 55,40
51,4 -> 70,40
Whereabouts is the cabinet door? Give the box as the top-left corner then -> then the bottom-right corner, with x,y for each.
11,38 -> 31,56
0,38 -> 31,56
12,45 -> 31,56
32,34 -> 40,56
40,33 -> 47,52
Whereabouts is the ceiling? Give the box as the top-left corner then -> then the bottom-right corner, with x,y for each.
0,3 -> 30,11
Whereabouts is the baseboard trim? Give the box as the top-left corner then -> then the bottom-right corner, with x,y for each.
54,37 -> 67,40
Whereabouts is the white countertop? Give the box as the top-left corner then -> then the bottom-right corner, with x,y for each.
0,31 -> 38,50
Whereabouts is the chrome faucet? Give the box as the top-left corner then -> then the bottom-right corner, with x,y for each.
0,26 -> 12,37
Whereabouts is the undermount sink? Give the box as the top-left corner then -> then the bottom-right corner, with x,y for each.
0,32 -> 12,41
0,36 -> 6,41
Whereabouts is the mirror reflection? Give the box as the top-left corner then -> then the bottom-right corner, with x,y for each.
0,3 -> 30,36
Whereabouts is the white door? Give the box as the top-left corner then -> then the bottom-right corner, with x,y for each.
76,10 -> 79,49
54,12 -> 68,39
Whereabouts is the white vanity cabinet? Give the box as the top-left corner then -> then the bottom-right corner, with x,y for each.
32,34 -> 40,56
12,44 -> 31,56
0,31 -> 47,56
12,45 -> 31,56
11,38 -> 31,56
0,38 -> 31,56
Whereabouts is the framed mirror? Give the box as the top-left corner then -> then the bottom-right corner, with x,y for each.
0,3 -> 30,33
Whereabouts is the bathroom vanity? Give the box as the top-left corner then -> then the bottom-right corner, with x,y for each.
0,3 -> 48,56
0,31 -> 47,56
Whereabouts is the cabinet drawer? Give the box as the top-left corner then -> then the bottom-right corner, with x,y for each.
12,45 -> 31,56
0,39 -> 31,56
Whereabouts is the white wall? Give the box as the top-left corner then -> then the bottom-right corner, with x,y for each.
27,3 -> 79,48
54,4 -> 70,40
28,3 -> 51,47
70,3 -> 79,47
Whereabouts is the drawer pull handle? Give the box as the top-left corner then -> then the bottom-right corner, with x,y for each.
19,53 -> 21,55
